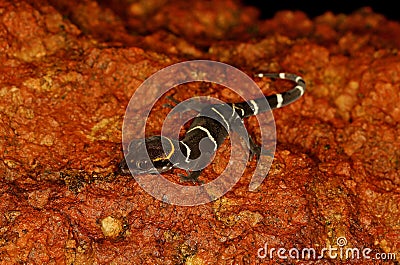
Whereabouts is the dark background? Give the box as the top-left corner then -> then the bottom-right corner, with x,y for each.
243,1 -> 398,21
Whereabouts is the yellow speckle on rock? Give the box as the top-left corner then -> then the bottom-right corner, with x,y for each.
41,75 -> 54,91
5,210 -> 21,222
40,134 -> 55,146
22,74 -> 57,92
23,78 -> 41,92
87,116 -> 121,142
348,80 -> 359,90
17,106 -> 34,119
185,255 -> 204,265
378,239 -> 392,253
334,93 -> 356,121
163,230 -> 180,242
4,159 -> 20,169
101,216 -> 124,239
237,210 -> 264,227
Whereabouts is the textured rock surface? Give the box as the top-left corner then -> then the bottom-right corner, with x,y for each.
0,0 -> 399,264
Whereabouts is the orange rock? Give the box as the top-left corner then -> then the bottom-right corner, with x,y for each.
0,1 -> 399,264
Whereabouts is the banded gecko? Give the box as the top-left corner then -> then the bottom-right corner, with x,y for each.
118,72 -> 305,181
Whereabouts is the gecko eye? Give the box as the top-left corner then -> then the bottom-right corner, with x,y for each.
136,160 -> 151,170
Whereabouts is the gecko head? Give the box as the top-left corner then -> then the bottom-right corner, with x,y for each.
118,136 -> 175,175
